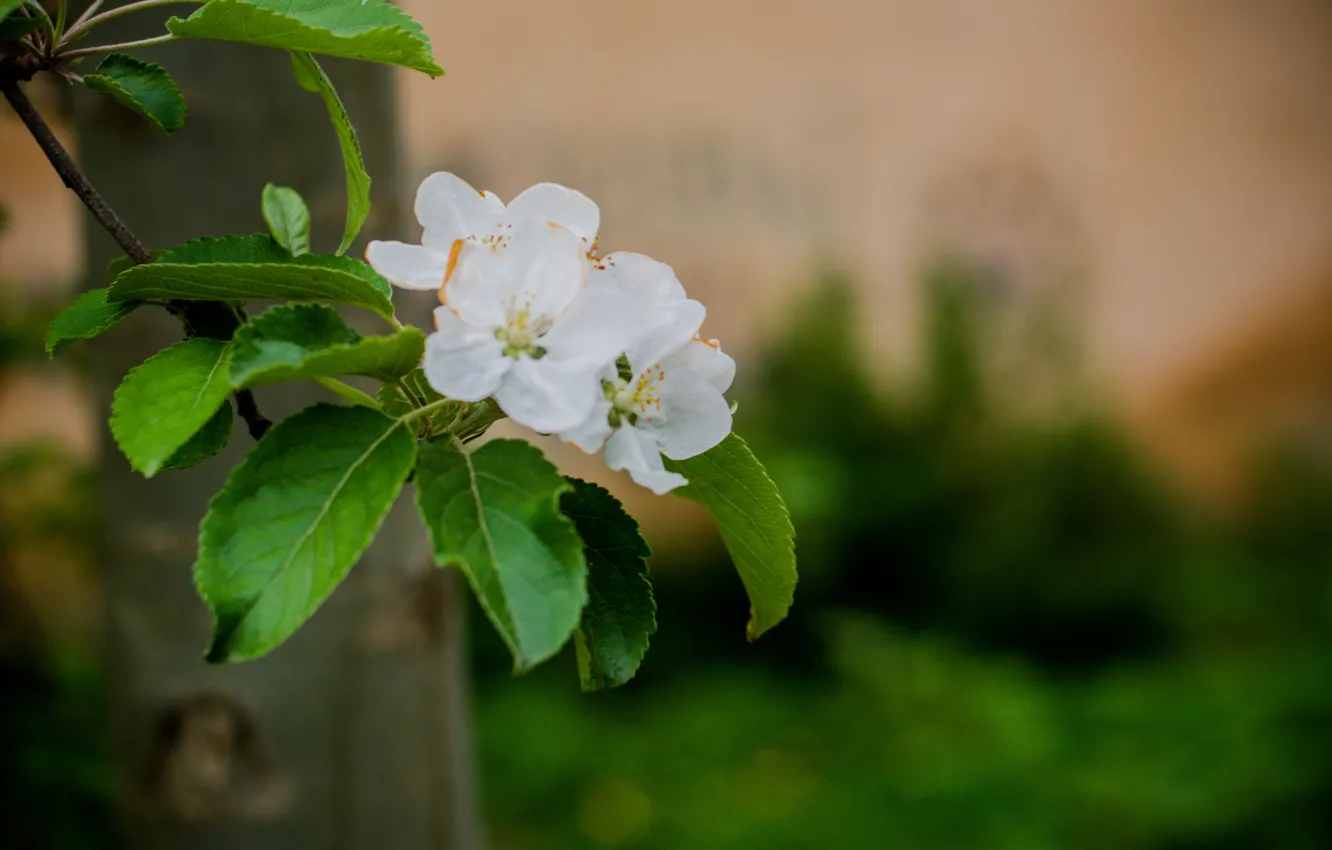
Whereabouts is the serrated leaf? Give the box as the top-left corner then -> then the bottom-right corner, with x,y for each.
83,53 -> 186,134
665,434 -> 797,640
167,0 -> 443,76
110,338 -> 234,477
378,368 -> 460,437
562,479 -> 656,692
290,51 -> 370,255
0,15 -> 42,39
230,303 -> 422,387
160,402 -> 234,472
414,439 -> 587,671
109,235 -> 395,320
196,404 -> 417,662
261,183 -> 311,256
46,288 -> 140,356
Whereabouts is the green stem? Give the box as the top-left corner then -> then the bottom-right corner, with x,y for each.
53,0 -> 66,43
399,397 -> 455,424
59,0 -> 198,49
22,0 -> 55,50
59,32 -> 175,60
314,376 -> 382,411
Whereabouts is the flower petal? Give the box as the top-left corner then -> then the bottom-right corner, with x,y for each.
594,252 -> 687,307
365,241 -> 450,291
504,182 -> 600,243
560,399 -> 615,453
446,220 -> 586,326
649,367 -> 733,460
605,426 -> 688,495
495,355 -> 601,433
671,338 -> 736,393
415,172 -> 504,252
540,284 -> 640,369
423,306 -> 509,401
625,300 -> 706,375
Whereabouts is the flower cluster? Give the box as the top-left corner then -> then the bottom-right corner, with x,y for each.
367,173 -> 734,494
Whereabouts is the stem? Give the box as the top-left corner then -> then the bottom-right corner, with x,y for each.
314,376 -> 381,410
400,397 -> 455,424
22,1 -> 55,52
59,0 -> 198,50
1,76 -> 274,441
65,0 -> 105,35
59,32 -> 175,60
1,78 -> 152,264
53,0 -> 66,41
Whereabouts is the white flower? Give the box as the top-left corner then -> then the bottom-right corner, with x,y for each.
561,298 -> 736,495
425,218 -> 637,433
366,172 -> 600,292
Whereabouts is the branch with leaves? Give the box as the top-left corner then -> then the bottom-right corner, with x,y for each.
3,0 -> 795,690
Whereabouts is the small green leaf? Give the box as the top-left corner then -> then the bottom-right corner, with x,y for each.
46,288 -> 139,356
0,0 -> 26,23
196,404 -> 417,662
290,52 -> 369,255
0,15 -> 42,39
109,235 -> 395,320
261,184 -> 311,256
110,339 -> 234,477
167,0 -> 443,76
378,368 -> 460,437
230,303 -> 422,388
414,439 -> 587,671
562,479 -> 656,692
83,53 -> 186,135
665,434 -> 797,640
160,402 -> 234,472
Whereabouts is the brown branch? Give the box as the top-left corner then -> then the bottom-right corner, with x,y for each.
1,73 -> 273,441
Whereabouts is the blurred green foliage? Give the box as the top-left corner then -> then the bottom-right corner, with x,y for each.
471,263 -> 1332,849
6,260 -> 1332,849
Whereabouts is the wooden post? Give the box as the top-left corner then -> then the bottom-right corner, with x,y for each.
73,12 -> 482,849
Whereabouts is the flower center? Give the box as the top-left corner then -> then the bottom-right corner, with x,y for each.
495,298 -> 552,359
604,362 -> 665,427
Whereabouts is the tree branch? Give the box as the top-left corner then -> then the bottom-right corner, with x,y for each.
1,74 -> 273,441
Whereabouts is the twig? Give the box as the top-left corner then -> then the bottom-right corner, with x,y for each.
1,76 -> 274,441
60,0 -> 195,49
59,33 -> 176,61
1,77 -> 153,263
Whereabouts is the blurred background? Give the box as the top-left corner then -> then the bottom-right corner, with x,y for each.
6,1 -> 1332,848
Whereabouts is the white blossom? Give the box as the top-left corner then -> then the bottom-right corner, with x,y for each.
365,172 -> 599,292
424,218 -> 637,433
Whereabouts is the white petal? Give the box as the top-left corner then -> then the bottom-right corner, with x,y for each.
423,307 -> 509,402
560,399 -> 615,453
504,182 -> 600,243
649,367 -> 732,460
605,426 -> 688,495
495,356 -> 601,433
671,338 -> 736,393
415,172 -> 504,251
540,284 -> 640,369
446,220 -> 585,325
594,252 -> 687,306
625,300 -> 706,375
365,241 -> 449,291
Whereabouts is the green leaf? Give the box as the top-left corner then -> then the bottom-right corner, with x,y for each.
665,434 -> 797,640
414,439 -> 587,670
160,402 -> 234,472
83,53 -> 186,135
261,184 -> 311,256
46,288 -> 139,356
109,235 -> 396,320
230,303 -> 422,388
196,404 -> 417,662
0,15 -> 42,39
110,338 -> 234,477
378,368 -> 460,437
562,479 -> 656,692
290,51 -> 370,255
0,0 -> 26,23
167,0 -> 443,76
